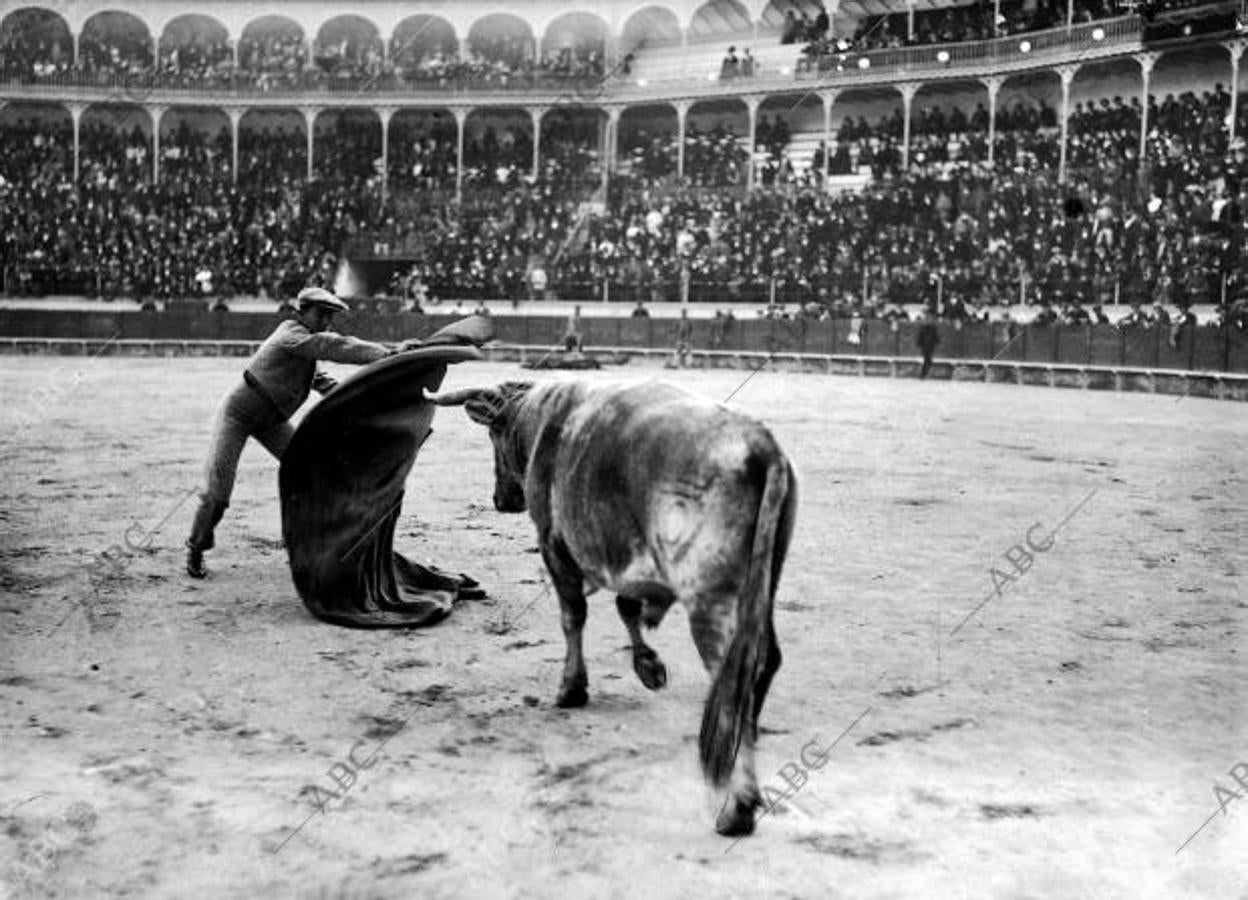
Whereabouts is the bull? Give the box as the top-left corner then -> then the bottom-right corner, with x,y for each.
428,379 -> 797,836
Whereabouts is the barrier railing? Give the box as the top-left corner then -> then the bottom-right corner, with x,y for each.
0,309 -> 1243,375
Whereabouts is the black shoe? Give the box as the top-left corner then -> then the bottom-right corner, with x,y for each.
186,548 -> 207,579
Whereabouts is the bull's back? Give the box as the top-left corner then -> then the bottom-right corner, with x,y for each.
533,381 -> 786,595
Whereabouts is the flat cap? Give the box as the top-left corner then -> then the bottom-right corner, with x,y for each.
297,287 -> 350,313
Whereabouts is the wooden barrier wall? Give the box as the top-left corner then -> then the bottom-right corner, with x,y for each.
1,310 -> 1245,374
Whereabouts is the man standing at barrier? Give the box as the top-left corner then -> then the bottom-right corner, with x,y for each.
184,287 -> 401,579
917,313 -> 940,379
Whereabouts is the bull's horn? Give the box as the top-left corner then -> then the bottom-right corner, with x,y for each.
424,387 -> 480,406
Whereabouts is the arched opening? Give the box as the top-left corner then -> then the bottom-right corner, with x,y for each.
461,108 -> 533,188
685,98 -> 750,186
239,15 -> 306,82
688,0 -> 753,44
1152,48 -> 1235,162
159,14 -> 231,74
78,104 -> 153,197
314,15 -> 383,76
1069,58 -> 1142,174
761,0 -> 829,39
388,109 -> 458,191
831,87 -> 903,178
756,93 -> 824,185
238,109 -> 307,186
540,11 -> 607,77
618,104 -> 678,180
995,72 -> 1060,172
159,107 -> 230,180
0,102 -> 72,178
0,8 -> 72,76
80,11 -> 153,73
540,106 -> 605,189
620,6 -> 683,52
912,80 -> 991,167
312,108 -> 382,183
390,15 -> 457,73
466,13 -> 535,69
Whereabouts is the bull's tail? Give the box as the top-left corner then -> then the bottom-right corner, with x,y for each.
699,458 -> 794,787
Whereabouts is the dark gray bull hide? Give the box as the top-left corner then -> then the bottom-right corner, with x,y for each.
429,379 -> 797,836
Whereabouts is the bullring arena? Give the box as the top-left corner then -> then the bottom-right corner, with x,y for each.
2,0 -> 1248,897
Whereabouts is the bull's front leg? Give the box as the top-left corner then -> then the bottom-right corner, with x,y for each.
543,539 -> 589,708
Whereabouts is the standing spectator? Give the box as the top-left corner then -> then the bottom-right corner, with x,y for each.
673,308 -> 693,368
917,313 -> 940,378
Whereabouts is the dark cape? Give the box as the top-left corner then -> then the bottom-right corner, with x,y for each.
279,338 -> 484,628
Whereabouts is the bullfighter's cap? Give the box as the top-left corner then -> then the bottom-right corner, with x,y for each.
297,286 -> 350,313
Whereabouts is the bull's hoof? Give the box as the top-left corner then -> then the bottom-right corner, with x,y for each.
633,649 -> 668,691
715,797 -> 759,837
555,683 -> 588,708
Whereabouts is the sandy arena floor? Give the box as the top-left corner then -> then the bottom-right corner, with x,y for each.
1,356 -> 1244,899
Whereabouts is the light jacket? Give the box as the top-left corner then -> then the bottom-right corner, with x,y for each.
244,319 -> 390,419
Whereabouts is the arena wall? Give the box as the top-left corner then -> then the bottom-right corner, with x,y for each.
2,309 -> 1245,400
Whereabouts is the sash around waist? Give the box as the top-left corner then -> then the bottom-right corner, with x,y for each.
243,369 -> 289,419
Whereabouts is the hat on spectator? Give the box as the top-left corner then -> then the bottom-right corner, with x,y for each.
297,286 -> 349,313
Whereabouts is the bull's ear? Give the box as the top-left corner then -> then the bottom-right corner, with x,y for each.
463,391 -> 505,427
498,381 -> 535,405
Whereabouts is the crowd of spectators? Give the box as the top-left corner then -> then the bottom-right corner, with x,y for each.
0,61 -> 1245,325
618,123 -> 751,187
0,109 -> 614,303
0,20 -> 608,91
779,4 -> 831,45
566,86 -> 1246,318
800,0 -> 1117,67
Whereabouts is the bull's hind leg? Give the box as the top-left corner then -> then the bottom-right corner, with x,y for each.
690,600 -> 765,837
616,595 -> 667,691
543,539 -> 589,708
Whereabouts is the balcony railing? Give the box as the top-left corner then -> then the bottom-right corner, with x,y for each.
1,12 -> 1238,108
795,16 -> 1144,84
0,68 -> 616,99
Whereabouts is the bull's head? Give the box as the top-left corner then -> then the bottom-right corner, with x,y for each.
427,382 -> 534,513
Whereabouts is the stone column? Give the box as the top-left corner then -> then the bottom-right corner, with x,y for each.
821,90 -> 837,180
674,100 -> 689,178
602,105 -> 621,195
150,104 -> 166,183
745,95 -> 759,188
69,102 -> 84,181
226,107 -> 244,185
529,106 -> 547,179
1137,52 -> 1158,164
453,106 -> 469,204
985,76 -> 1002,167
899,83 -> 918,170
1057,65 -> 1079,184
379,107 -> 394,201
1227,41 -> 1244,142
301,106 -> 319,180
